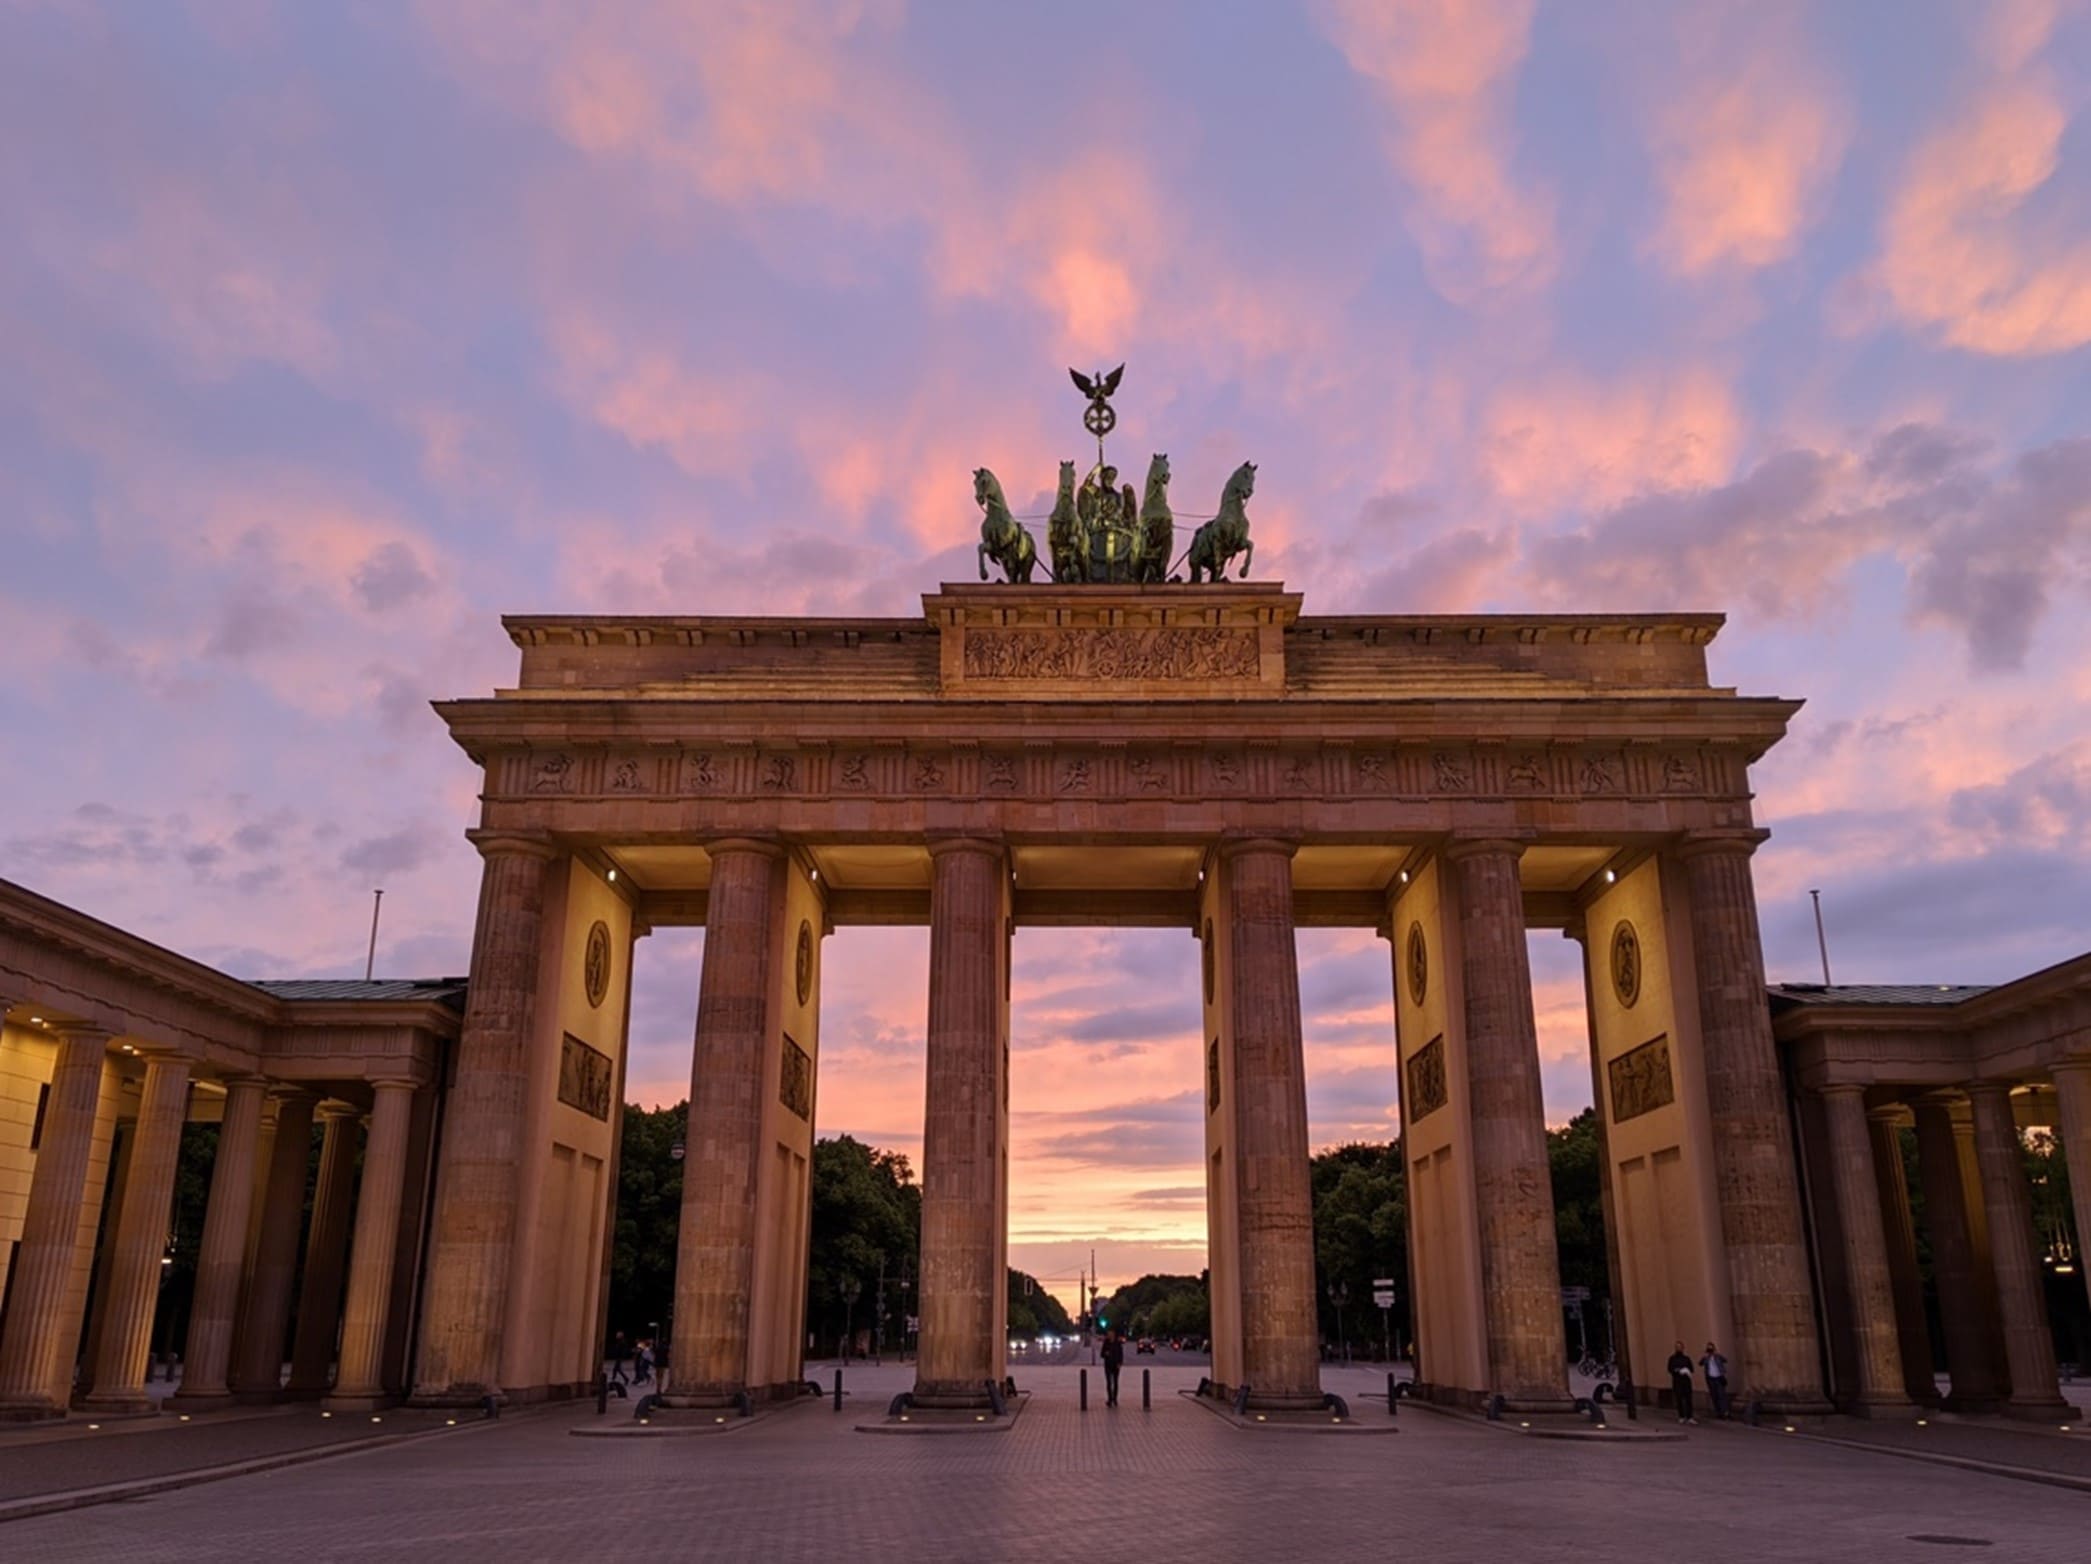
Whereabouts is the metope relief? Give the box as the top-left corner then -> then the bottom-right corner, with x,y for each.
1405,1035 -> 1448,1122
1607,1035 -> 1674,1124
558,1033 -> 613,1122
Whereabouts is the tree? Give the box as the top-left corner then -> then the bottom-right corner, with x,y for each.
1007,1269 -> 1075,1338
804,1135 -> 920,1355
1310,1142 -> 1406,1357
1096,1273 -> 1207,1337
606,1101 -> 685,1339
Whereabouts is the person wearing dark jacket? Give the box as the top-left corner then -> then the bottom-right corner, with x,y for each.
1100,1330 -> 1125,1407
1666,1341 -> 1697,1424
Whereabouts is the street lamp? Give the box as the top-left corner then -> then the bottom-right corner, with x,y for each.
1327,1282 -> 1350,1367
840,1276 -> 861,1363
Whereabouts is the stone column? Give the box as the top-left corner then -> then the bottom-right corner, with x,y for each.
1445,838 -> 1570,1411
325,1080 -> 417,1410
1866,1105 -> 1938,1406
413,830 -> 558,1405
1910,1097 -> 2004,1411
1222,838 -> 1323,1409
288,1103 -> 361,1395
0,1025 -> 112,1419
2051,1063 -> 2091,1320
912,837 -> 1007,1408
77,1052 -> 191,1416
233,1091 -> 316,1401
668,838 -> 784,1406
168,1075 -> 269,1410
1676,834 -> 1829,1411
1819,1087 -> 1915,1415
1966,1084 -> 2073,1420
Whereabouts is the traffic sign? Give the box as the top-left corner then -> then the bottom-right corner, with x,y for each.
1372,1290 -> 1395,1309
1561,1286 -> 1591,1305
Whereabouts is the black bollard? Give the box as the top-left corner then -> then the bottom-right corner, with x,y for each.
1142,1369 -> 1151,1410
596,1374 -> 608,1416
833,1368 -> 843,1412
1387,1372 -> 1398,1418
1080,1368 -> 1089,1411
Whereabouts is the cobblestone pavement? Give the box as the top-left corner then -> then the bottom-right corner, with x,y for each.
3,1363 -> 2087,1562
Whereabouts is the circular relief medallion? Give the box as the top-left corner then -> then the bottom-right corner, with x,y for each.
583,920 -> 611,1009
795,919 -> 814,1007
1406,922 -> 1428,1008
1202,919 -> 1216,1005
1610,920 -> 1642,1009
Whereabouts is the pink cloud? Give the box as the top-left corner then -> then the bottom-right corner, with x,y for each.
1479,365 -> 1744,511
1315,0 -> 1557,304
1639,5 -> 1850,276
1870,10 -> 2091,355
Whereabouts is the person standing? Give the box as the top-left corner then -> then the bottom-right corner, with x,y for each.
1666,1341 -> 1697,1425
1699,1342 -> 1730,1420
634,1338 -> 655,1386
608,1331 -> 631,1386
1101,1329 -> 1125,1408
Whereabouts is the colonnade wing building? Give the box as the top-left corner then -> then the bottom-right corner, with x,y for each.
3,583 -> 2087,1420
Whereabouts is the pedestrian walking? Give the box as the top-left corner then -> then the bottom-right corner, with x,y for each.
608,1331 -> 631,1386
1666,1340 -> 1697,1424
1699,1342 -> 1731,1419
634,1338 -> 655,1386
1101,1329 -> 1125,1408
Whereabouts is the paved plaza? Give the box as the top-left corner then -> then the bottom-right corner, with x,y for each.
3,1362 -> 2088,1562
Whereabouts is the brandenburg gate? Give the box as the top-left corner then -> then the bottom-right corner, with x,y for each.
410,579 -> 1832,1417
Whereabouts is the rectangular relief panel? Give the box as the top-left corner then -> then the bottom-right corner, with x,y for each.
558,1033 -> 614,1122
1606,1034 -> 1674,1125
779,1034 -> 813,1122
1405,1035 -> 1448,1121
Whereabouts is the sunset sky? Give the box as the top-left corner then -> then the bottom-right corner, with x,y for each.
4,1 -> 2089,1310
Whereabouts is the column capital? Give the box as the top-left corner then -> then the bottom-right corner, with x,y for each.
367,1075 -> 420,1094
1675,828 -> 1771,861
316,1099 -> 364,1123
268,1084 -> 320,1107
1963,1080 -> 2013,1104
923,831 -> 1003,857
48,1020 -> 114,1045
466,827 -> 560,862
1440,834 -> 1529,863
1819,1082 -> 1868,1101
1865,1100 -> 1910,1126
705,834 -> 788,861
1215,834 -> 1298,862
2049,1058 -> 2091,1082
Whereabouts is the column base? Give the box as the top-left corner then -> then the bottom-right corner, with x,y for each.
1942,1390 -> 2005,1415
408,1384 -> 502,1409
1745,1392 -> 1836,1417
1494,1392 -> 1581,1417
164,1389 -> 238,1413
320,1389 -> 397,1413
909,1379 -> 997,1410
2002,1396 -> 2075,1423
1244,1387 -> 1329,1413
0,1397 -> 72,1423
71,1391 -> 154,1418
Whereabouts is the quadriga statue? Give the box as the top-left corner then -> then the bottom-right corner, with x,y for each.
1185,461 -> 1255,582
1135,453 -> 1173,584
1046,460 -> 1087,584
974,467 -> 1037,584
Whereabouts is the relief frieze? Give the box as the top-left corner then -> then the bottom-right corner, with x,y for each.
961,626 -> 1259,682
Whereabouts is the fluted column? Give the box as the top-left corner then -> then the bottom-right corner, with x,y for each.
1967,1084 -> 2072,1419
2052,1063 -> 2091,1319
169,1075 -> 269,1410
1867,1105 -> 1938,1406
288,1103 -> 361,1395
1222,838 -> 1323,1409
668,838 -> 785,1405
0,1025 -> 112,1419
1677,834 -> 1829,1411
413,830 -> 558,1404
325,1080 -> 417,1410
1911,1097 -> 2004,1411
912,837 -> 1008,1408
233,1091 -> 316,1401
1820,1087 -> 1915,1415
77,1052 -> 191,1415
1445,838 -> 1570,1410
